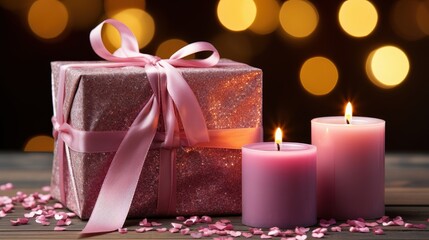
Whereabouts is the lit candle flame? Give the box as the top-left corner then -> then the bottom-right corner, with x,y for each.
345,102 -> 353,124
275,128 -> 282,151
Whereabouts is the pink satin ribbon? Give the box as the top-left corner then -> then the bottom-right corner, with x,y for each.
52,19 -> 261,234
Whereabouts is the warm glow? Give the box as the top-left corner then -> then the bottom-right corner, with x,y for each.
345,102 -> 353,124
249,0 -> 280,35
417,0 -> 429,35
338,0 -> 378,37
275,128 -> 282,144
391,0 -> 425,40
63,0 -> 103,30
24,135 -> 54,152
279,0 -> 319,38
156,39 -> 191,59
27,0 -> 69,39
366,46 -> 410,89
104,0 -> 145,17
217,0 -> 257,31
102,8 -> 155,52
300,56 -> 338,96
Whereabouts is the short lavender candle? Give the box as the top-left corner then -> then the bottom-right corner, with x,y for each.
242,134 -> 317,228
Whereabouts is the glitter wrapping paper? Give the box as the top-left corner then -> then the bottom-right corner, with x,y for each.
50,59 -> 262,219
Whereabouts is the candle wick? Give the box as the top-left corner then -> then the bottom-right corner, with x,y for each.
276,143 -> 280,151
346,119 -> 350,125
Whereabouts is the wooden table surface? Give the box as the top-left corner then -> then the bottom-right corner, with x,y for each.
0,152 -> 428,239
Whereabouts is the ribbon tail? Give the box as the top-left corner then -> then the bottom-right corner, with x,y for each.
157,149 -> 177,215
81,96 -> 159,234
57,138 -> 66,204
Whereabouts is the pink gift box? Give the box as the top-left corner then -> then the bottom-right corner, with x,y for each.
50,59 -> 262,219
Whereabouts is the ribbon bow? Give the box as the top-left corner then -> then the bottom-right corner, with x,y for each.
53,19 -> 220,234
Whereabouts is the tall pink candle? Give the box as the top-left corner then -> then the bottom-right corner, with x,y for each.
242,139 -> 317,228
311,112 -> 385,220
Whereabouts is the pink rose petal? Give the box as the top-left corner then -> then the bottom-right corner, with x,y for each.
191,232 -> 203,238
201,215 -> 212,223
268,229 -> 281,236
0,183 -> 14,191
151,221 -> 162,226
215,230 -> 227,236
220,219 -> 231,224
229,230 -> 242,237
176,216 -> 185,221
373,227 -> 384,235
135,227 -> 153,233
54,212 -> 68,220
295,235 -> 307,240
180,227 -> 190,235
260,234 -> 272,239
377,216 -> 390,224
330,226 -> 342,232
312,227 -> 327,234
118,228 -> 127,234
405,223 -> 426,229
169,227 -> 179,233
0,210 -> 6,218
54,226 -> 66,231
156,227 -> 167,232
10,219 -> 21,226
53,203 -> 63,209
171,222 -> 182,229
382,221 -> 395,226
393,216 -> 405,226
283,229 -> 295,236
347,219 -> 366,228
365,221 -> 379,227
295,227 -> 310,235
139,218 -> 152,227
249,228 -> 264,235
312,232 -> 324,238
242,232 -> 253,238
66,212 -> 76,218
320,218 -> 336,227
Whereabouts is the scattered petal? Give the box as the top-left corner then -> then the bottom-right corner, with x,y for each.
180,227 -> 190,235
10,219 -> 21,226
118,228 -> 127,234
53,203 -> 63,209
365,222 -> 379,227
295,235 -> 307,240
312,232 -> 324,238
176,216 -> 185,221
393,216 -> 405,226
0,183 -> 14,191
268,228 -> 281,236
283,229 -> 295,236
220,219 -> 231,224
229,230 -> 242,237
347,219 -> 366,228
139,218 -> 152,227
330,226 -> 342,232
151,221 -> 162,226
405,223 -> 426,229
249,228 -> 264,235
171,222 -> 182,229
54,226 -> 66,231
373,227 -> 384,235
191,232 -> 203,238
242,232 -> 253,238
42,186 -> 51,192
201,215 -> 212,223
260,234 -> 272,239
169,227 -> 180,233
0,210 -> 6,217
349,226 -> 369,233
66,212 -> 76,218
320,218 -> 336,227
54,212 -> 68,220
377,216 -> 390,224
295,227 -> 310,235
382,221 -> 395,226
135,227 -> 153,233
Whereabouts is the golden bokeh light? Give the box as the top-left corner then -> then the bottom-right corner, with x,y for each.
366,46 -> 409,89
102,8 -> 155,52
156,39 -> 192,59
338,0 -> 378,37
217,0 -> 257,31
104,0 -> 145,17
417,0 -> 429,35
27,0 -> 69,39
63,0 -> 103,30
24,135 -> 54,152
279,0 -> 318,38
300,56 -> 338,96
249,0 -> 280,35
391,0 -> 425,40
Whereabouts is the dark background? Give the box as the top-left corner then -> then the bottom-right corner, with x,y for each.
1,0 -> 428,152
